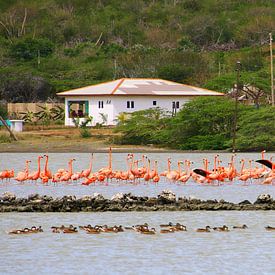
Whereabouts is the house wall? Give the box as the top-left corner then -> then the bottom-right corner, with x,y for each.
112,96 -> 191,124
64,95 -> 192,126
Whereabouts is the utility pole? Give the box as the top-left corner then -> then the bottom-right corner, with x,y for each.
113,59 -> 117,80
232,61 -> 241,153
269,33 -> 274,107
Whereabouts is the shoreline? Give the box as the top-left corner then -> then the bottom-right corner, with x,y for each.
1,128 -> 273,153
1,192 -> 274,212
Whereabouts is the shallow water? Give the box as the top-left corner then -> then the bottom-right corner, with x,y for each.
0,152 -> 274,203
1,153 -> 275,274
1,211 -> 275,274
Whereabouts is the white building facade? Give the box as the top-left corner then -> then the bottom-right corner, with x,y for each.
57,78 -> 223,126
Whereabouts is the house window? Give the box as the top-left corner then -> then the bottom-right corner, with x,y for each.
98,101 -> 104,109
172,101 -> 180,116
127,101 -> 135,109
172,101 -> 180,109
106,100 -> 111,104
153,101 -> 157,106
68,101 -> 89,118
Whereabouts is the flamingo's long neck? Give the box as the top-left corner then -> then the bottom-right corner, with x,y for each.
178,161 -> 181,175
89,154 -> 93,173
147,160 -> 151,173
187,161 -> 191,176
25,161 -> 30,177
154,161 -> 158,174
240,160 -> 245,174
108,148 -> 112,170
168,159 -> 171,173
69,160 -> 73,175
214,156 -> 218,172
231,155 -> 235,170
38,157 -> 41,174
44,156 -> 48,173
142,155 -> 146,169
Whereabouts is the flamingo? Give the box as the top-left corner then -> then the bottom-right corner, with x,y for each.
81,154 -> 94,178
152,161 -> 160,183
60,159 -> 75,182
15,160 -> 31,182
28,156 -> 43,181
40,155 -> 52,179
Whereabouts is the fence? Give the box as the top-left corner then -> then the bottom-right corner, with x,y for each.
7,103 -> 64,118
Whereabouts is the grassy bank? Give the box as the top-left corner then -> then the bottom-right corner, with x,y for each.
0,127 -> 174,153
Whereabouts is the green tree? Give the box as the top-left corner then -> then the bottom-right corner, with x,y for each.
10,38 -> 54,61
165,97 -> 241,150
114,108 -> 170,145
234,107 -> 275,151
0,104 -> 7,119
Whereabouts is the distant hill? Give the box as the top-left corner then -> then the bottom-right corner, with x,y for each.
0,0 -> 274,102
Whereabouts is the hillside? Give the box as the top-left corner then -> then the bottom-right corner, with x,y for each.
0,0 -> 274,102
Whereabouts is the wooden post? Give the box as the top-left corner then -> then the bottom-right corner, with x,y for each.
0,116 -> 18,141
269,33 -> 274,107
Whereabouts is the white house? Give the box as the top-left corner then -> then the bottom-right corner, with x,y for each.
57,78 -> 223,126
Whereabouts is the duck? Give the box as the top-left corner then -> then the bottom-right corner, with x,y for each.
160,222 -> 174,228
196,226 -> 211,232
233,224 -> 248,229
8,229 -> 25,235
213,225 -> 229,232
52,225 -> 75,231
265,226 -> 275,231
140,227 -> 156,235
124,226 -> 135,230
63,227 -> 78,233
115,225 -> 124,232
172,223 -> 187,231
100,225 -> 119,233
160,228 -> 175,233
29,226 -> 43,233
52,228 -> 61,233
86,227 -> 101,234
79,224 -> 92,231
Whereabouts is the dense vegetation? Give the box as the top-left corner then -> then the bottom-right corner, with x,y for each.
0,0 -> 274,102
114,98 -> 275,151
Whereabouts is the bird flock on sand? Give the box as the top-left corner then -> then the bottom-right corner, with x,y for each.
0,149 -> 274,185
8,223 -> 275,235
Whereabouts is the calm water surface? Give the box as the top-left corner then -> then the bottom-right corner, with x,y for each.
1,153 -> 275,274
1,211 -> 275,275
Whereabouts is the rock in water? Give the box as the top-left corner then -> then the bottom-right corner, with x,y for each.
158,190 -> 176,202
254,194 -> 273,204
2,192 -> 16,201
111,193 -> 124,202
92,193 -> 105,201
81,195 -> 92,201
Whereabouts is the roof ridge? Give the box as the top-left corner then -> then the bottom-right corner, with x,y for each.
56,79 -> 123,95
111,78 -> 125,95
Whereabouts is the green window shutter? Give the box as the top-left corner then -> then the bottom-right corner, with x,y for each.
85,101 -> 89,115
